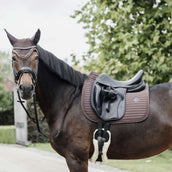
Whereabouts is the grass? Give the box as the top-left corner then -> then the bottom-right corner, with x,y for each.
107,150 -> 172,172
0,125 -> 16,144
29,142 -> 55,152
30,143 -> 172,172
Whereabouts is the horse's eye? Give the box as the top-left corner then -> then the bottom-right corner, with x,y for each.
12,56 -> 16,61
33,49 -> 38,53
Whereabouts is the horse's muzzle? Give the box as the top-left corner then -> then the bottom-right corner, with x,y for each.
19,84 -> 34,100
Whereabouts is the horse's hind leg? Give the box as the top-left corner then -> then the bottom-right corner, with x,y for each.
65,155 -> 88,172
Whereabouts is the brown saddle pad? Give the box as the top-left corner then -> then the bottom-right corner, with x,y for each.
81,72 -> 149,124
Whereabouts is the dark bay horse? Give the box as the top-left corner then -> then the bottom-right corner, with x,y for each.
5,29 -> 172,172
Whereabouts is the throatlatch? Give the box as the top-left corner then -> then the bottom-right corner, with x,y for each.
90,122 -> 111,163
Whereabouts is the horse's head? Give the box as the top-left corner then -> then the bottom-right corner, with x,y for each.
5,29 -> 41,100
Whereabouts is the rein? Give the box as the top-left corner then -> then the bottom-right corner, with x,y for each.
17,89 -> 47,137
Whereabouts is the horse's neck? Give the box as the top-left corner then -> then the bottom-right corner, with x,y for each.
36,60 -> 74,125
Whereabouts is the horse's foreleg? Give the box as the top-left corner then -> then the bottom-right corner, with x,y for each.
65,155 -> 88,172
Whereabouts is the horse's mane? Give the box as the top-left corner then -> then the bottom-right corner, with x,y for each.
37,45 -> 87,87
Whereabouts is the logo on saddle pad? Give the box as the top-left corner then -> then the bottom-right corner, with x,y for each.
133,97 -> 140,103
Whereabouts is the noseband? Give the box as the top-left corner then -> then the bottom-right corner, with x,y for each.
14,67 -> 37,84
12,46 -> 38,84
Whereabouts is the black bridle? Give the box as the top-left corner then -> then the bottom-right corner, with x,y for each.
12,46 -> 47,137
12,46 -> 38,85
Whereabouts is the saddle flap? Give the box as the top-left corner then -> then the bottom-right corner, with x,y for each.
101,88 -> 126,121
91,79 -> 127,121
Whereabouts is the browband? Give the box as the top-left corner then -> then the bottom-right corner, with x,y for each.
13,46 -> 37,50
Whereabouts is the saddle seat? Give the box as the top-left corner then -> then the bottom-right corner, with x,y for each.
96,70 -> 145,92
91,70 -> 146,121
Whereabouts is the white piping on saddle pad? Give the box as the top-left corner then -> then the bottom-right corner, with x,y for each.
90,129 -> 111,163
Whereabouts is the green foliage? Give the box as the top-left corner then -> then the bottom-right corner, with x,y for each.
72,0 -> 172,85
0,51 -> 13,114
0,109 -> 14,125
0,52 -> 13,79
27,100 -> 49,143
0,125 -> 15,144
0,76 -> 13,113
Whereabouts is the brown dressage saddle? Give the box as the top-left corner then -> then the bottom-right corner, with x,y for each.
82,71 -> 149,124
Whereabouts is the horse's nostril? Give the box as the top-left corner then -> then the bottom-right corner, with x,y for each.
19,84 -> 24,91
30,84 -> 34,91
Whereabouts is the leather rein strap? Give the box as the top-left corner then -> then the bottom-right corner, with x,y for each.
17,90 -> 47,137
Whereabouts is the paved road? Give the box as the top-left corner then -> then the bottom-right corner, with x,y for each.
0,144 -> 129,172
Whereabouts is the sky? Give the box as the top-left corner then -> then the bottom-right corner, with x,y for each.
0,0 -> 89,61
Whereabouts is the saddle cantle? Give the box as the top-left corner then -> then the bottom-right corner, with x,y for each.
81,71 -> 149,124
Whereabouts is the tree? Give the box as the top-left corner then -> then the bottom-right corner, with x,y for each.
72,0 -> 172,85
0,51 -> 13,113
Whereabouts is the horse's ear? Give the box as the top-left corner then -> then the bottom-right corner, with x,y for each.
31,29 -> 41,45
4,29 -> 17,46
